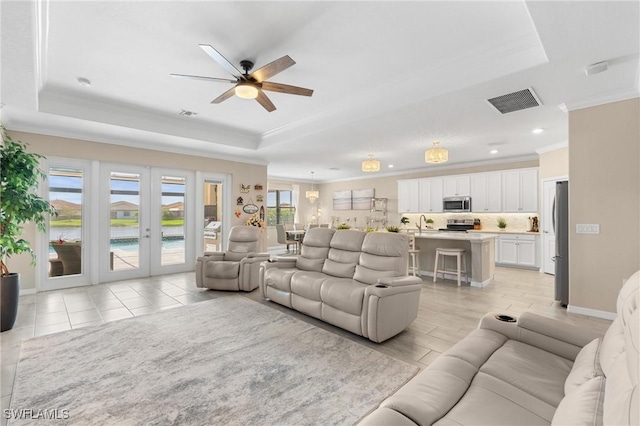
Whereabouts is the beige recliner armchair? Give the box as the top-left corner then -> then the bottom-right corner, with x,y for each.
196,226 -> 269,291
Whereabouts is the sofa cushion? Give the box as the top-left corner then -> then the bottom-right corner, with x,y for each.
321,230 -> 366,278
290,271 -> 329,302
329,229 -> 367,252
354,232 -> 409,284
204,260 -> 239,279
480,340 -> 572,407
323,259 -> 357,278
380,329 -> 507,426
435,372 -> 557,425
551,376 -> 605,426
295,228 -> 334,272
263,268 -> 297,293
320,278 -> 368,316
565,338 -> 603,395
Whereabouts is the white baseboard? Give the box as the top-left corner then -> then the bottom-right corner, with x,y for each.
20,288 -> 36,295
567,305 -> 616,321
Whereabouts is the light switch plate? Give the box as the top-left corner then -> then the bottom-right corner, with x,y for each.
576,224 -> 600,234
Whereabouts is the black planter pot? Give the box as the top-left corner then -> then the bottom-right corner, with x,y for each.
1,273 -> 20,332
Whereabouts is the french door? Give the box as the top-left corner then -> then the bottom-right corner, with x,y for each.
100,165 -> 194,283
42,160 -> 207,289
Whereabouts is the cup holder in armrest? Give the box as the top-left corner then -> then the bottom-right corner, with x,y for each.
495,314 -> 516,323
375,284 -> 389,288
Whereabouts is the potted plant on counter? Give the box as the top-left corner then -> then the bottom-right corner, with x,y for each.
1,127 -> 56,332
497,217 -> 507,230
425,218 -> 434,229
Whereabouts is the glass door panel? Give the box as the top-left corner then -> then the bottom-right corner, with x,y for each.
101,165 -> 150,282
203,180 -> 223,252
161,176 -> 186,266
109,172 -> 142,271
48,167 -> 84,277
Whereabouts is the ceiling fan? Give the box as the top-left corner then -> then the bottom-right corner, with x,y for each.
171,44 -> 314,112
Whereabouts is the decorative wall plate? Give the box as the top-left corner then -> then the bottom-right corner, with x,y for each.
243,203 -> 259,214
240,184 -> 251,193
256,195 -> 264,202
254,184 -> 264,190
236,196 -> 244,205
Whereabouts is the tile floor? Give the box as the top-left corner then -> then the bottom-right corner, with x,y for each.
0,267 -> 613,424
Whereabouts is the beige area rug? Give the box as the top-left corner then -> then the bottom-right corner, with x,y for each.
10,296 -> 418,425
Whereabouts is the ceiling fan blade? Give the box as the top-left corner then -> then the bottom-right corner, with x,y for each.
256,89 -> 276,112
170,73 -> 237,84
211,87 -> 237,104
261,81 -> 314,97
251,55 -> 295,82
199,44 -> 245,80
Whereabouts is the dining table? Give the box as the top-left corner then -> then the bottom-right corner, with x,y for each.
285,229 -> 306,253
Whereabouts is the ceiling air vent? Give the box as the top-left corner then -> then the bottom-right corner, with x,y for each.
178,109 -> 198,117
486,88 -> 541,114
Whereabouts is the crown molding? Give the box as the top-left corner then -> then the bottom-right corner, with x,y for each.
562,89 -> 640,112
536,141 -> 568,154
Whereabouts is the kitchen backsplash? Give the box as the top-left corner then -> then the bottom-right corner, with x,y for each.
399,213 -> 538,233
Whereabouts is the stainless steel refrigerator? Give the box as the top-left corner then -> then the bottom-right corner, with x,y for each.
554,181 -> 569,307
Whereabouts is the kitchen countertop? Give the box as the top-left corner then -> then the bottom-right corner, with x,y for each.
467,230 -> 540,235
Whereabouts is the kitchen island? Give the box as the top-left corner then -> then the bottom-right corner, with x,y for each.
414,232 -> 497,287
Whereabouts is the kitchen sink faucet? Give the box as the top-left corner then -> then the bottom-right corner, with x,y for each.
417,214 -> 429,233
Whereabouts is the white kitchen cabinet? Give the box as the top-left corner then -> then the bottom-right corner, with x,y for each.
418,178 -> 443,213
442,176 -> 471,197
502,169 -> 538,212
470,172 -> 502,212
398,179 -> 419,213
497,234 -> 538,269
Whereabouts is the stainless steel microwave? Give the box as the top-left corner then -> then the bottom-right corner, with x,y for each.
443,196 -> 472,212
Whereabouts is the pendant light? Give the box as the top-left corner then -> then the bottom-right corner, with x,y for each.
361,153 -> 381,172
425,141 -> 449,164
306,171 -> 319,203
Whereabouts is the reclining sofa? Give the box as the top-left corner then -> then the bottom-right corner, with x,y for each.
360,269 -> 639,426
259,228 -> 423,343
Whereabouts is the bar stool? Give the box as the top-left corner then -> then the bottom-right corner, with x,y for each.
433,248 -> 468,286
407,233 -> 421,277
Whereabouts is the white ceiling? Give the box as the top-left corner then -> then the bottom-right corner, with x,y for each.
2,1 -> 639,182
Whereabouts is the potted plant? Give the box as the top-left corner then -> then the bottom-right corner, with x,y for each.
400,216 -> 410,226
497,217 -> 507,230
1,128 -> 56,332
385,226 -> 400,233
336,223 -> 351,230
425,218 -> 434,229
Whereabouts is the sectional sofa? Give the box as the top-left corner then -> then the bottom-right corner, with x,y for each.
259,228 -> 423,343
360,269 -> 639,425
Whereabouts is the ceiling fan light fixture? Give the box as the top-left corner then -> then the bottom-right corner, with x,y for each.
235,82 -> 259,99
425,141 -> 449,164
362,154 -> 381,172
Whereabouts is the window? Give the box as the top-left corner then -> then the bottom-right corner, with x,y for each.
267,190 -> 295,226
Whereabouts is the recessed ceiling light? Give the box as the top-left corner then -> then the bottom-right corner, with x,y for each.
77,77 -> 91,87
490,150 -> 498,154
532,128 -> 544,134
388,164 -> 394,168
328,167 -> 340,171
